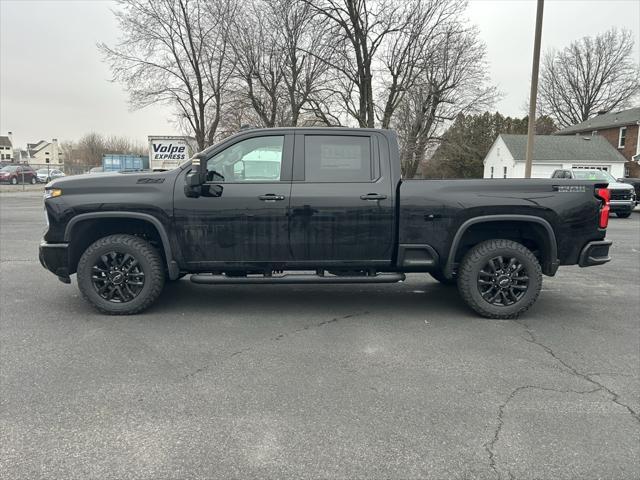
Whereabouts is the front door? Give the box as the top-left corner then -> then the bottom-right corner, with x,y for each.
288,132 -> 395,266
173,133 -> 293,269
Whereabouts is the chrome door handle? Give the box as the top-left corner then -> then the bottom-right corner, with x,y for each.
360,193 -> 387,200
258,194 -> 285,201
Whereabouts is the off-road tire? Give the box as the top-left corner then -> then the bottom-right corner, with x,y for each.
616,212 -> 631,218
77,234 -> 165,315
429,270 -> 456,286
457,239 -> 542,319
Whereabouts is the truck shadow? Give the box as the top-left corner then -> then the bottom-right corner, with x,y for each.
152,277 -> 471,319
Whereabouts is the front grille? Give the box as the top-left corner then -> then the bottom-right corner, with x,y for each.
610,189 -> 632,201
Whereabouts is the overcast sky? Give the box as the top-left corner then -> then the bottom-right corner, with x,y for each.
1,0 -> 639,148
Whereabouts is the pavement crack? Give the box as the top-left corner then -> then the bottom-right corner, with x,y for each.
272,310 -> 369,341
183,312 -> 369,379
229,347 -> 253,358
183,347 -> 254,379
485,384 -> 602,480
517,320 -> 639,424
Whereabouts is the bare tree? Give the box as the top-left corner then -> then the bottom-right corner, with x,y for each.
232,0 -> 331,127
275,0 -> 333,126
104,135 -> 146,155
76,133 -> 107,167
232,3 -> 285,127
72,133 -> 146,168
302,0 -> 413,127
394,24 -> 497,178
377,0 -> 465,129
99,0 -> 237,150
538,28 -> 640,128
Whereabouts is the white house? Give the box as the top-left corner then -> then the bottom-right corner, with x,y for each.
483,134 -> 627,179
0,133 -> 14,162
27,138 -> 64,167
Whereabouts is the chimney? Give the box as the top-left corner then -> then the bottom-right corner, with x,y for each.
7,131 -> 13,145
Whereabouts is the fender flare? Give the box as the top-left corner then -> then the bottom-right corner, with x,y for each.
64,212 -> 180,279
443,214 -> 559,278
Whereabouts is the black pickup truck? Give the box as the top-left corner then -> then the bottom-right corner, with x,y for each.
40,128 -> 612,319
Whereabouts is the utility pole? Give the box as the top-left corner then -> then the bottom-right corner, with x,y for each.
525,0 -> 544,178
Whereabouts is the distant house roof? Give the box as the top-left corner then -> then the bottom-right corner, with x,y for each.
556,107 -> 640,135
28,140 -> 49,154
0,136 -> 12,147
499,134 -> 626,163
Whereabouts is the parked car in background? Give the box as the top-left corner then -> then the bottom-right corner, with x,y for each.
617,177 -> 640,205
36,168 -> 65,183
0,165 -> 38,185
551,169 -> 636,218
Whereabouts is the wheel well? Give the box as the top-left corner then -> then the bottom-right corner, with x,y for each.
67,218 -> 166,275
452,221 -> 555,274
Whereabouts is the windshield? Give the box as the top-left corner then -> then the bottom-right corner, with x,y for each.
37,169 -> 48,174
571,169 -> 616,182
0,166 -> 18,172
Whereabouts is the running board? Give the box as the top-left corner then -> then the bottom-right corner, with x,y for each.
190,273 -> 406,285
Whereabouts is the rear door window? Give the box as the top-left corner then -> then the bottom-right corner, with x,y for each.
304,135 -> 372,182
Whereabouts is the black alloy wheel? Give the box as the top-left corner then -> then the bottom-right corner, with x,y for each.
77,234 -> 165,314
477,256 -> 529,306
91,251 -> 146,303
457,239 -> 542,319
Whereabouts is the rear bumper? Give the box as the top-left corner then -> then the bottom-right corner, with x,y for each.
578,240 -> 612,267
39,242 -> 71,282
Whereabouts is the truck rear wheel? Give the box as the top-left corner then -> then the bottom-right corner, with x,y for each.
77,234 -> 165,315
457,239 -> 542,319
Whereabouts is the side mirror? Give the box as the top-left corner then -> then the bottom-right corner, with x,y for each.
184,154 -> 207,198
184,170 -> 201,198
186,170 -> 201,187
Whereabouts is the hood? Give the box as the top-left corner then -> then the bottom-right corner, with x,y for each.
607,181 -> 635,191
47,169 -> 178,194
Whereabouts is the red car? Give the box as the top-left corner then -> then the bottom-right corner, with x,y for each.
0,165 -> 38,184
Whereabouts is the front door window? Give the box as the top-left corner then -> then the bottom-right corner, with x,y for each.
206,136 -> 284,183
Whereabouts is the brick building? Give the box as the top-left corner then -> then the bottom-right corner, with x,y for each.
556,107 -> 640,177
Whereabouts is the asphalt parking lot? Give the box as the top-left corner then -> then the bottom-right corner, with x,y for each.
1,193 -> 639,480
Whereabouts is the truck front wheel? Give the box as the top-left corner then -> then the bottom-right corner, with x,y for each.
77,234 -> 165,315
457,239 -> 542,319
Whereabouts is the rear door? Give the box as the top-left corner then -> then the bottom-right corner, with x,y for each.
288,132 -> 394,265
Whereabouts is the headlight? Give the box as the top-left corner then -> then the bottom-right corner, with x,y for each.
44,189 -> 62,199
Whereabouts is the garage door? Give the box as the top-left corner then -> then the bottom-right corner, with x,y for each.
531,164 -> 563,179
572,164 -> 610,171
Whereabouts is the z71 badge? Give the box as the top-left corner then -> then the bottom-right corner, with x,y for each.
136,178 -> 165,184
